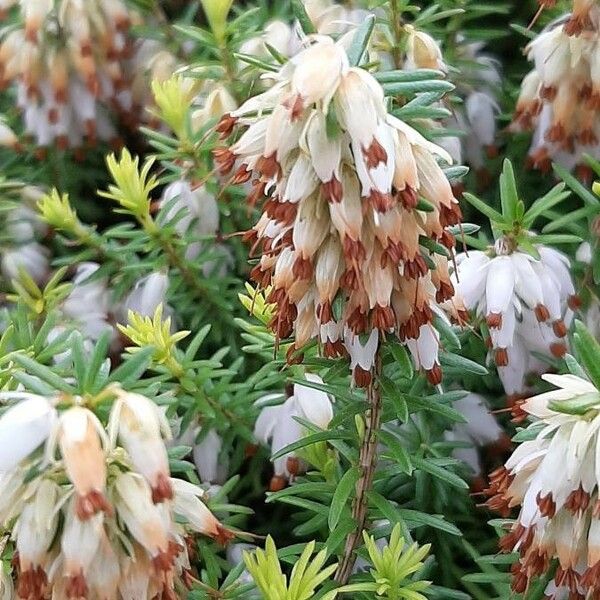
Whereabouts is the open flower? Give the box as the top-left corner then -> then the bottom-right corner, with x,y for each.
218,35 -> 461,386
485,373 -> 600,598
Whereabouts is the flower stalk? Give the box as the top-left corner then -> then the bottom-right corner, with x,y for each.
335,353 -> 383,584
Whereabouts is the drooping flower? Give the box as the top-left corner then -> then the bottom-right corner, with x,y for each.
445,393 -> 508,479
254,374 -> 333,490
511,4 -> 600,175
218,35 -> 462,385
159,180 -> 220,261
0,387 -> 231,598
452,238 -> 576,398
120,271 -> 170,319
484,373 -> 600,598
1,187 -> 50,285
60,262 -> 114,341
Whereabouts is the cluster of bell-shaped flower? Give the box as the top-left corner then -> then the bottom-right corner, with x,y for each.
254,374 -> 333,491
452,237 -> 577,400
0,386 -> 231,599
484,372 -> 600,599
0,0 -> 174,152
215,35 -> 463,386
511,0 -> 600,174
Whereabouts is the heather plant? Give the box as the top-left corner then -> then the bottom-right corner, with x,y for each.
0,1 -> 598,600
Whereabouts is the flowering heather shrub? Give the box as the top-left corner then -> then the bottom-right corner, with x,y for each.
0,1 -> 598,599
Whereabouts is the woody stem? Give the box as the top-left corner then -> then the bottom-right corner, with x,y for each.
335,355 -> 383,584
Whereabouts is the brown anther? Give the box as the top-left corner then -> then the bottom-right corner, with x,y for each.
340,266 -> 359,291
247,180 -> 267,208
292,256 -> 313,280
151,472 -> 174,504
495,348 -> 509,367
510,564 -> 529,594
404,255 -> 428,279
214,523 -> 235,546
371,304 -> 395,331
534,304 -> 550,322
353,366 -> 372,388
545,123 -> 566,143
485,145 -> 499,159
435,280 -> 455,304
269,475 -> 287,492
343,236 -> 366,263
568,294 -> 582,310
324,339 -> 346,358
317,301 -> 333,323
550,342 -> 567,358
555,566 -> 580,593
486,312 -> 503,329
152,540 -> 184,573
498,524 -> 525,553
426,364 -> 442,386
213,148 -> 236,175
66,572 -> 88,599
363,138 -> 388,169
347,307 -> 368,334
398,186 -> 418,209
439,203 -> 462,227
48,107 -> 59,124
283,94 -> 304,121
369,190 -> 394,212
286,456 -> 300,476
440,230 -> 456,249
576,164 -> 595,185
321,177 -> 343,203
536,491 -> 556,517
244,443 -> 258,458
552,319 -> 568,338
75,490 -> 113,520
564,486 -> 590,515
232,163 -> 252,185
256,153 -> 280,178
215,113 -> 237,139
540,85 -> 557,101
285,344 -> 304,365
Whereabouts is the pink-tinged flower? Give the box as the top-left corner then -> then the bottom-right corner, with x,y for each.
220,35 -> 461,386
485,373 -> 600,598
52,407 -> 111,520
